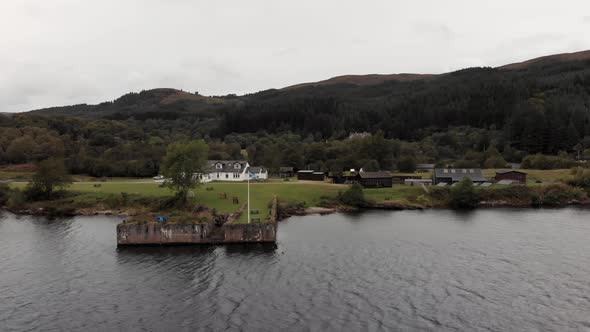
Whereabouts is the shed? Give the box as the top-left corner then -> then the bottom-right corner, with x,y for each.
356,171 -> 393,188
279,167 -> 295,178
433,168 -> 486,185
297,170 -> 325,181
495,170 -> 527,184
416,164 -> 435,172
404,179 -> 433,186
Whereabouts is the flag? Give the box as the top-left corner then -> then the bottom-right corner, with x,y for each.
248,172 -> 258,180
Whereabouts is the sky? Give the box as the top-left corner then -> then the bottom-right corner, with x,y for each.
1,0 -> 589,113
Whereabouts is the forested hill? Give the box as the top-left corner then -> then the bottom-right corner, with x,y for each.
27,51 -> 590,147
2,50 -> 590,177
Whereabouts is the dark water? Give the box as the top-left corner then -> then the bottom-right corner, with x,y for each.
1,209 -> 590,331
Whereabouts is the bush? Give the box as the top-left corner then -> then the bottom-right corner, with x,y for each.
0,183 -> 10,205
449,178 -> 479,209
536,184 -> 586,206
6,189 -> 26,209
338,183 -> 366,208
568,167 -> 590,192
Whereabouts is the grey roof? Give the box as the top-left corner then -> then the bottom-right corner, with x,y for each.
436,182 -> 448,187
496,169 -> 526,175
497,179 -> 514,185
312,172 -> 325,175
279,167 -> 294,172
207,160 -> 248,172
434,168 -> 486,182
358,171 -> 392,179
247,166 -> 267,173
416,163 -> 435,169
298,170 -> 315,173
480,182 -> 493,187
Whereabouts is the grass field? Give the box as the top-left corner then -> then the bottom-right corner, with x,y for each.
6,168 -> 577,222
10,181 -> 346,223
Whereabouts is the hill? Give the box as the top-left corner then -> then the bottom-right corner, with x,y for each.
283,73 -> 435,90
1,50 -> 589,177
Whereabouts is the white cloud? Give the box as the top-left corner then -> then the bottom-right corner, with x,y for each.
1,0 -> 590,112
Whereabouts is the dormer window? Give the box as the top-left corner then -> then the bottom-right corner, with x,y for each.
234,163 -> 241,170
215,163 -> 222,170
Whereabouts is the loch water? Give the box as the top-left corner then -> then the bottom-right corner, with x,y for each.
1,208 -> 590,331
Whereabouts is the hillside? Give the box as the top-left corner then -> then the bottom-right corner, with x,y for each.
29,88 -> 238,121
283,73 -> 435,90
499,50 -> 590,70
2,49 -> 589,177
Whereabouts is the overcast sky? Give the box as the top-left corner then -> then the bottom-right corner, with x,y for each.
1,0 -> 589,112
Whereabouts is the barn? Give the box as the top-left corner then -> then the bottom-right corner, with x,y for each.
495,170 -> 527,184
297,170 -> 325,181
355,171 -> 393,188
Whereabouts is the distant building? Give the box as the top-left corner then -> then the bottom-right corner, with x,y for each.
404,179 -> 433,186
495,170 -> 527,184
279,167 -> 295,178
355,171 -> 393,188
433,168 -> 486,185
393,175 -> 421,184
348,132 -> 371,139
199,160 -> 268,182
416,164 -> 435,172
297,170 -> 325,181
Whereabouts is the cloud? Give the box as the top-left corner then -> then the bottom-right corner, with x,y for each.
2,0 -> 590,112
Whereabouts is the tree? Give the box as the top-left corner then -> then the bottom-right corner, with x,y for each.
449,178 -> 479,209
338,183 -> 365,208
160,141 -> 209,205
362,159 -> 380,172
27,158 -> 72,200
397,157 -> 417,173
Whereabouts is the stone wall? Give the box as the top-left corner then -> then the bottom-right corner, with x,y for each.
117,196 -> 278,245
117,222 -> 213,245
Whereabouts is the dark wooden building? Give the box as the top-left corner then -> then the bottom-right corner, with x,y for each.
433,168 -> 486,185
495,170 -> 527,184
279,167 -> 295,178
355,171 -> 393,188
297,170 -> 325,181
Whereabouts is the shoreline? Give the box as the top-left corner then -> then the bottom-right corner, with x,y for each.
3,200 -> 590,220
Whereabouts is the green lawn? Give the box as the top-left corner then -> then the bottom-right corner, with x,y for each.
11,181 -> 345,223
363,185 -> 425,203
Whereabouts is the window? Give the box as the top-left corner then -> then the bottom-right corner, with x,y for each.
234,163 -> 241,170
233,173 -> 240,178
216,163 -> 222,170
226,173 -> 229,179
217,173 -> 220,178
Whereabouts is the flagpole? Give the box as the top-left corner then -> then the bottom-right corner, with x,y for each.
247,173 -> 250,224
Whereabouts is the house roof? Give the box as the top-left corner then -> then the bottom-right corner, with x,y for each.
495,169 -> 526,175
279,167 -> 294,172
298,170 -> 315,173
357,171 -> 392,179
434,168 -> 486,182
416,164 -> 435,169
246,166 -> 267,173
207,160 -> 248,172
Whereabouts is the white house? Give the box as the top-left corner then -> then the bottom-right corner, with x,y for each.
199,160 -> 268,182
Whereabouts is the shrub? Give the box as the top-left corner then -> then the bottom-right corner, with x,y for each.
449,178 -> 479,209
338,183 -> 366,208
568,167 -> 590,192
536,184 -> 586,206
